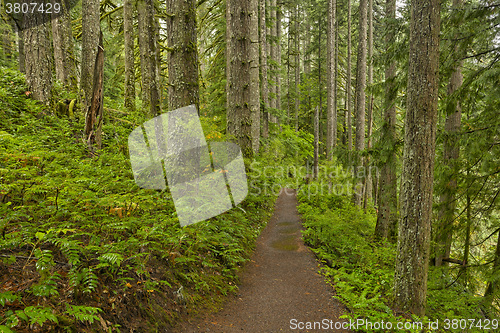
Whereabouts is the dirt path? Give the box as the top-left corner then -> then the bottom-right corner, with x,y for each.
174,189 -> 350,332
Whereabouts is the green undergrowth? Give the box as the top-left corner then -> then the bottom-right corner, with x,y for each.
0,67 -> 277,332
297,161 -> 488,332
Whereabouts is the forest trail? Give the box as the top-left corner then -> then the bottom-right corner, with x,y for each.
173,189 -> 350,332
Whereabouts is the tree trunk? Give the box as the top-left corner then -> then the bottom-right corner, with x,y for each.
318,16 -> 323,156
123,0 -> 136,113
226,0 -> 260,158
51,0 -> 76,90
313,106 -> 319,179
260,0 -> 269,138
326,0 -> 337,160
394,0 -> 440,316
363,0 -> 374,210
353,0 -> 368,206
166,0 -> 199,111
17,25 -> 25,73
81,0 -> 100,112
461,183 -> 471,285
276,2 -> 282,121
23,10 -> 52,103
84,31 -> 104,152
250,0 -> 261,154
286,10 -> 291,125
434,0 -> 463,267
154,16 -> 162,107
139,0 -> 161,115
334,11 -> 338,149
52,10 -> 65,84
375,0 -> 398,241
304,20 -> 311,113
294,4 -> 300,132
269,0 -> 277,117
346,0 -> 352,161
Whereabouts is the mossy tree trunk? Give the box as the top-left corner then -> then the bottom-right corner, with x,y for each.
293,4 -> 300,133
353,0 -> 368,206
346,0 -> 352,162
138,0 -> 160,116
23,10 -> 52,103
269,0 -> 277,123
81,0 -> 100,112
166,0 -> 199,111
260,0 -> 269,139
275,1 -> 282,124
394,0 -> 440,316
226,0 -> 260,158
326,0 -> 336,160
84,31 -> 104,152
51,0 -> 77,90
123,0 -> 136,113
17,24 -> 25,73
363,0 -> 374,209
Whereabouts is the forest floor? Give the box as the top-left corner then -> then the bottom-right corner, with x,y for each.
172,189 -> 350,333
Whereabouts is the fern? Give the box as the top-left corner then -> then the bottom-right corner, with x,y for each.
67,267 -> 98,293
30,272 -> 60,297
82,268 -> 98,293
50,238 -> 81,266
34,248 -> 54,275
21,306 -> 58,326
65,304 -> 102,324
97,252 -> 124,269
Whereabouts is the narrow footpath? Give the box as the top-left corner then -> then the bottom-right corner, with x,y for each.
174,189 -> 350,332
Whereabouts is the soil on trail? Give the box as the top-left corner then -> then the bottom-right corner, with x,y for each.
174,189 -> 350,333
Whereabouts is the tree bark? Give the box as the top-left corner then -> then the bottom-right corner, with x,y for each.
276,2 -> 282,121
166,0 -> 199,111
354,0 -> 368,206
286,9 -> 291,125
84,31 -> 104,152
460,177 -> 471,285
313,106 -> 319,179
139,0 -> 161,115
304,19 -> 311,114
326,0 -> 337,160
363,0 -> 374,210
269,0 -> 277,117
23,10 -> 52,103
52,10 -> 65,83
81,0 -> 100,112
123,0 -> 136,113
375,0 -> 398,241
294,4 -> 300,133
394,0 -> 440,316
346,0 -> 352,161
260,0 -> 270,138
17,25 -> 25,73
51,0 -> 76,90
226,0 -> 260,158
